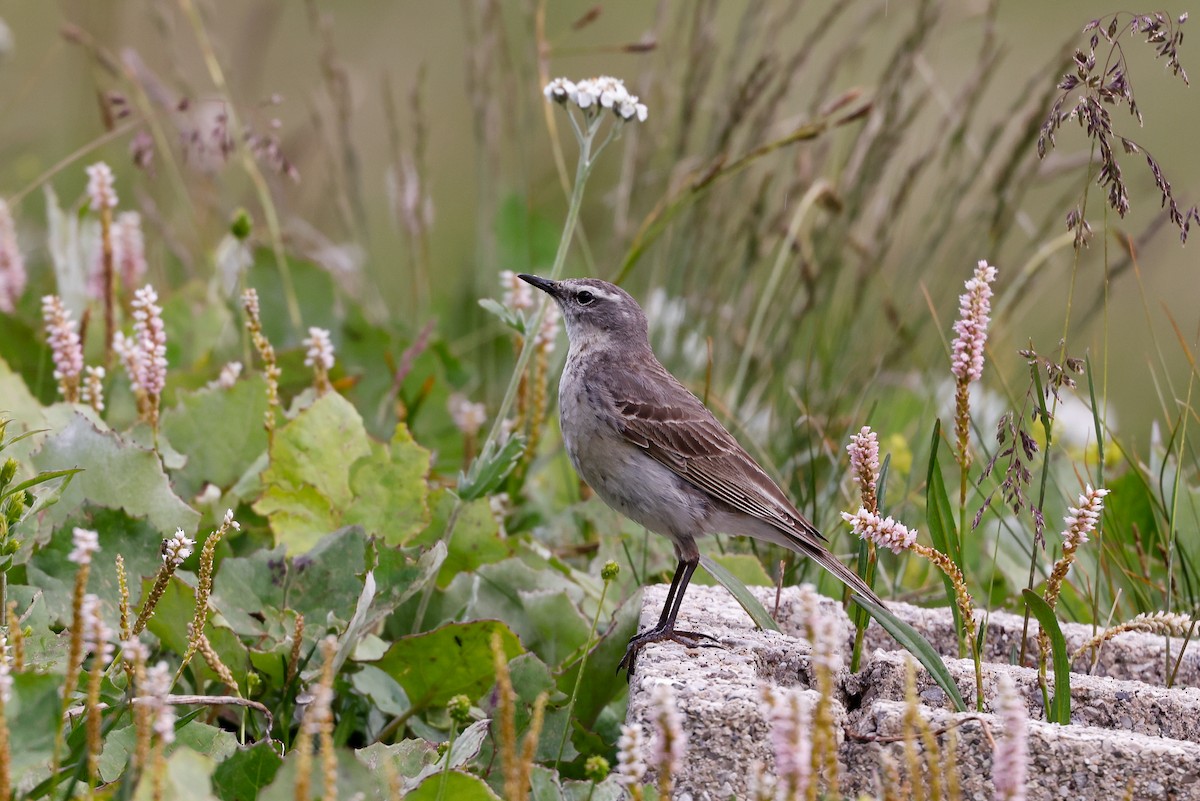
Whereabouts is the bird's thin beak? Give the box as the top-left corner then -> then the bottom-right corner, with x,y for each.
518,273 -> 560,299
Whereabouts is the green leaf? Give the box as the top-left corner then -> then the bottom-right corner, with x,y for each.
134,747 -> 223,800
255,393 -> 372,550
924,421 -> 964,638
212,740 -> 284,801
458,436 -> 525,501
161,377 -> 270,500
419,491 -> 514,586
8,673 -> 62,790
344,423 -> 432,545
693,553 -> 772,587
407,771 -> 503,801
144,574 -> 251,687
100,720 -> 238,784
1022,589 -> 1072,724
519,590 -> 592,667
26,508 -> 176,626
478,298 -> 527,336
699,554 -> 780,632
31,413 -> 201,535
373,620 -> 523,708
854,594 -> 968,712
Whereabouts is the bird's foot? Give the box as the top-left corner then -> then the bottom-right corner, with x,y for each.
617,626 -> 723,675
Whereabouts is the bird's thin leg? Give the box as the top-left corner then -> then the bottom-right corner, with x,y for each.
618,557 -> 722,674
652,559 -> 690,630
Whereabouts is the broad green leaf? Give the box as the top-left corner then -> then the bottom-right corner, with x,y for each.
373,620 -> 523,708
519,590 -> 592,667
924,421 -> 963,638
407,771 -> 503,801
531,767 -> 625,801
212,740 -> 284,801
458,436 -> 525,501
101,720 -> 238,784
855,594 -> 968,712
1023,589 -> 1072,724
26,508 -> 174,627
8,673 -> 61,791
693,553 -> 772,587
259,748 -> 387,801
161,377 -> 270,500
419,491 -> 513,586
31,413 -> 200,535
555,597 -> 640,729
344,423 -> 431,545
359,719 -> 492,792
699,554 -> 780,632
254,393 -> 371,549
132,748 -> 222,801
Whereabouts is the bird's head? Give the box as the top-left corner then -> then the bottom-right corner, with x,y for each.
519,275 -> 649,350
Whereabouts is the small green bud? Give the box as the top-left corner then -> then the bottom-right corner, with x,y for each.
246,671 -> 263,696
0,458 -> 16,489
584,755 -> 610,782
6,493 -> 25,527
448,693 -> 472,726
601,560 -> 620,582
3,539 -> 19,555
435,741 -> 449,758
230,208 -> 252,241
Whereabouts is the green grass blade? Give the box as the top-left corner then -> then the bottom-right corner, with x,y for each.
700,554 -> 780,633
1022,589 -> 1072,724
853,594 -> 968,712
925,421 -> 964,637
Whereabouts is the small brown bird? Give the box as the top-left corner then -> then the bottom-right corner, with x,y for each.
520,274 -> 882,672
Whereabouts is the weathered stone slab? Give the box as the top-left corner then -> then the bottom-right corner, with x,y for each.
625,584 -> 1200,800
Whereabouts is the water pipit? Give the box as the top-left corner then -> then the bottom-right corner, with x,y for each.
519,274 -> 883,672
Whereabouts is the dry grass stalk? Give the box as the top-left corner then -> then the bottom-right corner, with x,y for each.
1071,611 -> 1195,662
6,602 -> 23,672
492,631 -> 520,800
176,511 -> 238,682
241,288 -> 282,443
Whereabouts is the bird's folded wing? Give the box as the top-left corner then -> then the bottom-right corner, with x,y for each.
614,396 -> 827,543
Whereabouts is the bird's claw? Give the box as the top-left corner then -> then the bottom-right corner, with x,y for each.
617,627 -> 724,676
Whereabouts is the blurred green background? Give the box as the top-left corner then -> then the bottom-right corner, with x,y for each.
1,0 -> 1197,449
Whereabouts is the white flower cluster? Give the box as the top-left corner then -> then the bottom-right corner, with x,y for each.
0,199 -> 26,314
143,661 -> 176,744
42,295 -> 84,390
533,303 -> 560,354
81,593 -> 115,663
162,528 -> 195,566
841,507 -> 918,555
1062,485 -> 1109,547
68,527 -> 100,565
846,425 -> 880,503
648,682 -> 686,783
950,260 -> 998,383
211,361 -> 243,389
543,76 -> 648,122
131,284 -> 168,397
499,270 -> 534,313
86,161 -> 118,212
615,722 -> 646,787
448,393 -> 487,437
223,507 -> 241,531
303,326 -> 335,372
993,674 -> 1028,801
122,636 -> 149,667
81,365 -> 106,412
0,636 -> 12,704
764,686 -> 811,797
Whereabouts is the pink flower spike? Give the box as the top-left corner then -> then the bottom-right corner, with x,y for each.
85,162 -> 118,212
841,507 -> 918,554
41,295 -> 84,401
993,674 -> 1028,801
950,260 -> 998,383
1061,485 -> 1109,547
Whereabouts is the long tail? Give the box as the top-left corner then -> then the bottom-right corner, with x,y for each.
782,525 -> 885,608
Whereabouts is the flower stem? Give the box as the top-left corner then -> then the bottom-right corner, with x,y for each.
555,573 -> 611,768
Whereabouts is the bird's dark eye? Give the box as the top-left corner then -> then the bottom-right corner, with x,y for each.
577,290 -> 595,306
